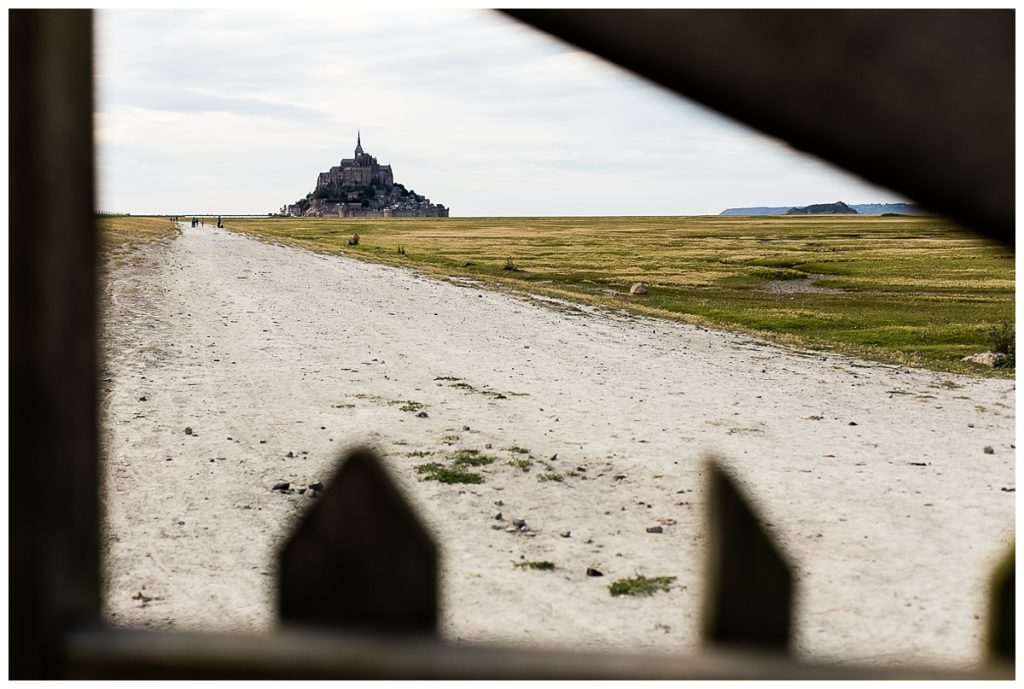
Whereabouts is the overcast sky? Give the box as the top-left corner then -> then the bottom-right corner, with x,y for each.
96,9 -> 907,216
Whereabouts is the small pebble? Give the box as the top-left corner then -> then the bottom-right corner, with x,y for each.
485,443 -> 492,449
184,427 -> 193,435
494,500 -> 504,506
463,425 -> 470,431
272,481 -> 290,491
513,518 -> 527,528
416,411 -> 429,418
549,454 -> 558,461
286,451 -> 294,458
586,568 -> 604,577
984,446 -> 995,454
560,531 -> 571,538
138,396 -> 147,402
308,481 -> 323,491
494,512 -> 504,521
848,421 -> 858,426
646,525 -> 664,534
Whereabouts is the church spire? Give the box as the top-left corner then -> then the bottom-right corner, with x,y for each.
355,130 -> 364,156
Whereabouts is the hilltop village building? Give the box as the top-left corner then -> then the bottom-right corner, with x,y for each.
281,133 -> 449,218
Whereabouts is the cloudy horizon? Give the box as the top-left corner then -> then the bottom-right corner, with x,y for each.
96,9 -> 908,216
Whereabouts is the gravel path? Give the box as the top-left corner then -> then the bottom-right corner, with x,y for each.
100,223 -> 1015,668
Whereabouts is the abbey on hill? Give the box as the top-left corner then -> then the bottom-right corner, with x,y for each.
280,133 -> 449,218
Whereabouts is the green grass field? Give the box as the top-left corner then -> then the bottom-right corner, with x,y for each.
210,215 -> 1011,375
97,215 -> 178,249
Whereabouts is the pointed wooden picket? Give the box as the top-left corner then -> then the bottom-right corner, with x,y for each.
278,447 -> 438,634
988,547 -> 1014,661
702,459 -> 793,650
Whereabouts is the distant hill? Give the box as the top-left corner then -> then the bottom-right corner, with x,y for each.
720,202 -> 925,216
786,201 -> 857,215
848,202 -> 926,215
719,206 -> 792,215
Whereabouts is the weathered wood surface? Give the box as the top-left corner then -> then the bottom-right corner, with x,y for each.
10,8 -> 99,679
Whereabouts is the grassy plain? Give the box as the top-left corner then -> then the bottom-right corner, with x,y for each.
97,215 -> 178,249
216,215 -> 1013,375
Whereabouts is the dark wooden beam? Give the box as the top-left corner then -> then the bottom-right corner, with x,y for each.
9,9 -> 100,679
62,626 -> 1014,680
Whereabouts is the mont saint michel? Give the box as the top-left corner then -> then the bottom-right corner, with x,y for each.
281,133 -> 449,218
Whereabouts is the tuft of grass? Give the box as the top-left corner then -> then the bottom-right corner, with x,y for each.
506,446 -> 531,455
988,322 -> 1015,368
389,400 -> 425,413
503,257 -> 519,272
414,462 -> 483,485
406,450 -> 433,458
508,458 -> 533,472
609,575 -> 677,597
441,434 -> 460,444
451,449 -> 497,467
538,472 -> 564,482
514,560 -> 555,571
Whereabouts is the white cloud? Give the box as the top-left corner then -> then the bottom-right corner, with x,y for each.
96,9 -> 906,216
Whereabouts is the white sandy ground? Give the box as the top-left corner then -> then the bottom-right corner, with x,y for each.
99,223 -> 1015,670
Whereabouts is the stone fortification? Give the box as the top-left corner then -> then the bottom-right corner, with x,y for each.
280,133 -> 449,218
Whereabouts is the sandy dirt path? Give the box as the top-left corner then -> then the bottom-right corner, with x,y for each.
100,223 -> 1014,669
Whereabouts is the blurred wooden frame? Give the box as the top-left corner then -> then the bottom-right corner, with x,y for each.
8,8 -> 1014,680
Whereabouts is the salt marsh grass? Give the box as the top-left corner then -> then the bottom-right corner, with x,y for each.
216,215 -> 1013,375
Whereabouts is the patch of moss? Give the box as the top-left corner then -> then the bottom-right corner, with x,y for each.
451,449 -> 497,467
389,400 -> 425,413
514,560 -> 555,571
609,575 -> 677,597
414,462 -> 483,485
508,458 -> 533,472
